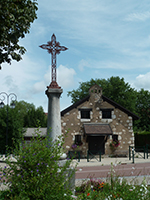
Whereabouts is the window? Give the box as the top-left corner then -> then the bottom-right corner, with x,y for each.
100,109 -> 113,119
79,108 -> 92,120
102,110 -> 111,119
81,110 -> 90,119
112,135 -> 118,141
75,135 -> 82,145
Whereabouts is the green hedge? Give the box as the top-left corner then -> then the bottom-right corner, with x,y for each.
135,132 -> 150,147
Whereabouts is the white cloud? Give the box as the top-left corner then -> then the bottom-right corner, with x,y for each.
125,11 -> 150,21
78,59 -> 91,71
34,1 -> 150,60
134,72 -> 150,90
0,54 -> 45,101
78,59 -> 140,71
32,65 -> 76,93
57,65 -> 76,88
33,81 -> 45,94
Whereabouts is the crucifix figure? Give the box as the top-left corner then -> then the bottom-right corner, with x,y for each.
39,34 -> 68,88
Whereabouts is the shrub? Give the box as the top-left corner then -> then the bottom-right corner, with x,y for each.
0,128 -> 75,200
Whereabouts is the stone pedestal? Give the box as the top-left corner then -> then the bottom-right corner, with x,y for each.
46,87 -> 63,141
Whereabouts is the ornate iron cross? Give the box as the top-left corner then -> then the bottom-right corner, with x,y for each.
39,34 -> 68,88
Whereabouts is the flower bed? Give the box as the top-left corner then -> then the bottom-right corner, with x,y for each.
74,163 -> 150,200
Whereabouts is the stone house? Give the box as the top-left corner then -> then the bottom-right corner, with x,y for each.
61,84 -> 139,157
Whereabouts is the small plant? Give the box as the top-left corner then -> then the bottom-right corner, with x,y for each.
75,141 -> 83,146
110,140 -> 120,153
0,128 -> 75,200
71,144 -> 78,149
75,178 -> 105,195
110,140 -> 120,148
71,141 -> 83,150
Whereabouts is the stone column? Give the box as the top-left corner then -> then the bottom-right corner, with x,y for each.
45,87 -> 63,141
45,87 -> 75,192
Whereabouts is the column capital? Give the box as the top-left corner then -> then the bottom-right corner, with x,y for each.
45,88 -> 63,98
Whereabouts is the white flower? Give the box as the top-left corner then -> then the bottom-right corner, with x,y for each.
119,177 -> 122,184
79,168 -> 82,171
57,168 -> 61,173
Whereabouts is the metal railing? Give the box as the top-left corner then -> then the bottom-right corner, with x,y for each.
146,144 -> 150,159
68,150 -> 81,162
87,150 -> 101,162
129,145 -> 146,163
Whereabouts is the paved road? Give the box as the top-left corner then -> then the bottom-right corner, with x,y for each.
74,158 -> 150,186
76,162 -> 150,179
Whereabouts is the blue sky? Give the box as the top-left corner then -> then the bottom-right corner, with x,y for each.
1,0 -> 150,112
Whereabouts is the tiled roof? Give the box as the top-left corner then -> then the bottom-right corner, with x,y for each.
24,128 -> 47,137
83,123 -> 113,135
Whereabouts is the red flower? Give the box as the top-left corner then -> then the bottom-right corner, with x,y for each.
87,193 -> 90,196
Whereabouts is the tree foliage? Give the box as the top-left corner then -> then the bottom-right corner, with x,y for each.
134,89 -> 150,131
0,101 -> 47,151
24,105 -> 47,127
0,0 -> 38,69
14,101 -> 47,127
68,76 -> 137,112
0,105 -> 24,152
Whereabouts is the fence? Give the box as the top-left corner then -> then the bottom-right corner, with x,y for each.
87,150 -> 101,162
146,144 -> 150,159
68,150 -> 81,162
129,145 -> 147,163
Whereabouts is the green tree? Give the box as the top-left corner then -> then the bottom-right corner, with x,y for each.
0,101 -> 47,152
68,76 -> 137,112
134,88 -> 150,131
0,0 -> 38,69
14,100 -> 35,124
0,105 -> 24,152
24,105 -> 47,127
14,101 -> 47,127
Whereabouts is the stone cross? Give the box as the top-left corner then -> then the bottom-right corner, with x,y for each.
39,34 -> 68,88
39,34 -> 67,142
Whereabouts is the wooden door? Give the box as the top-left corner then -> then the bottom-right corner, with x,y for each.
88,136 -> 105,154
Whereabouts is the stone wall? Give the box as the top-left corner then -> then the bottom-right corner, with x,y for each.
61,94 -> 134,157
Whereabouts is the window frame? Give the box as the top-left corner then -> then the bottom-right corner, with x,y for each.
78,108 -> 92,120
100,108 -> 113,119
75,135 -> 81,144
